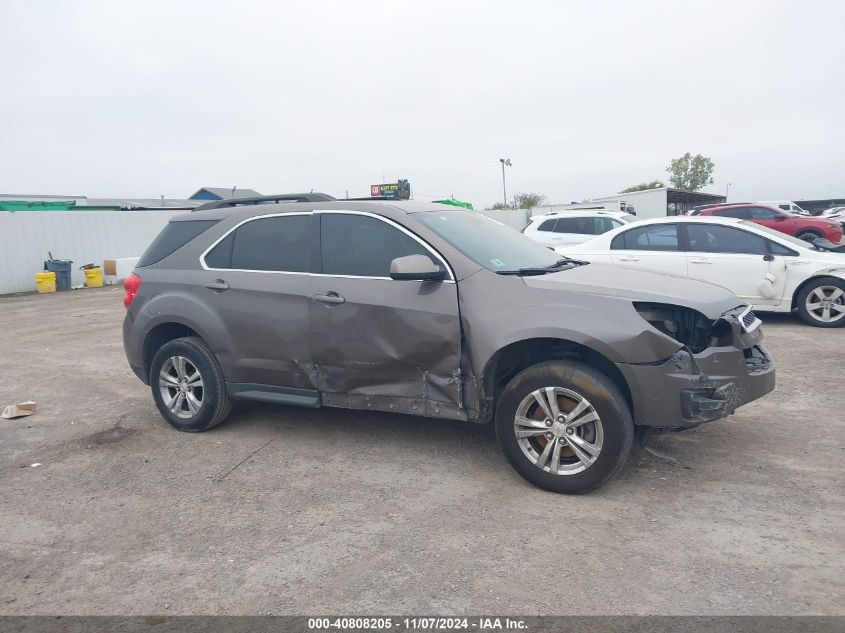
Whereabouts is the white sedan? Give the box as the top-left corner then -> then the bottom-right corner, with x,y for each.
556,216 -> 845,327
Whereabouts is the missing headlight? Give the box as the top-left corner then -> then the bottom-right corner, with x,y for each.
633,302 -> 721,353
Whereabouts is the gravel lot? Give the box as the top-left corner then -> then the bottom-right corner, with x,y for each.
1,287 -> 843,615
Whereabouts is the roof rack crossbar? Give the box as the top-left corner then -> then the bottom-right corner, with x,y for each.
193,193 -> 336,211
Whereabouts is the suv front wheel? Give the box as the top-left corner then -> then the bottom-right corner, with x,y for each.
495,360 -> 633,494
150,336 -> 232,432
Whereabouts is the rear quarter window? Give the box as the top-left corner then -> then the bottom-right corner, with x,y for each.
137,220 -> 219,267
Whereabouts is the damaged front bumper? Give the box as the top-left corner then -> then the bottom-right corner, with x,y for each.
617,306 -> 776,429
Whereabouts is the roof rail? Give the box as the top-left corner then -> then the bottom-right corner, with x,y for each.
193,193 -> 336,211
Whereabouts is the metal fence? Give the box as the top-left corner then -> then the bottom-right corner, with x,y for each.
0,211 -> 175,295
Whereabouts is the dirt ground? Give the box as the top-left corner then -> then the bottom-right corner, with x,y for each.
0,287 -> 842,615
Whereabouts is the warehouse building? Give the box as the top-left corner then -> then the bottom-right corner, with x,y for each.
587,186 -> 726,219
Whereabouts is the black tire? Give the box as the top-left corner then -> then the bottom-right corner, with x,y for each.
150,336 -> 232,432
796,277 -> 845,328
494,360 -> 633,494
796,231 -> 822,243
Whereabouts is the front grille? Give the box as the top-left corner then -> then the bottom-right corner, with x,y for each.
742,309 -> 758,329
732,304 -> 761,333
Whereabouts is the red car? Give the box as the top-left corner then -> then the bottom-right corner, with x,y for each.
696,204 -> 843,243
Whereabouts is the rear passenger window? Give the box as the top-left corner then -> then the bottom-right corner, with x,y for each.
538,219 -> 557,232
554,217 -> 594,234
137,220 -> 218,267
204,215 -> 310,271
320,214 -> 430,277
611,224 -> 680,251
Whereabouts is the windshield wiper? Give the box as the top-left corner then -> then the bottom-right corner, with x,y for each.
495,258 -> 589,276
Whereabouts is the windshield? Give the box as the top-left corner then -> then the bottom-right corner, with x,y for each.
740,221 -> 812,249
415,210 -> 562,271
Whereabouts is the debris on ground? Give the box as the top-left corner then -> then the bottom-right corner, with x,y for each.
1,401 -> 37,419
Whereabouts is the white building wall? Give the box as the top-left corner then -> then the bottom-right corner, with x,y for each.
589,188 -> 668,219
0,211 -> 175,295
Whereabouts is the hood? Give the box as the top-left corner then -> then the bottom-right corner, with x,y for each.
522,262 -> 740,319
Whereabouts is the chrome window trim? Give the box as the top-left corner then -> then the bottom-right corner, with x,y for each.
199,209 -> 456,283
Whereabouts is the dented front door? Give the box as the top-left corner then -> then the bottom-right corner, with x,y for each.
309,212 -> 464,419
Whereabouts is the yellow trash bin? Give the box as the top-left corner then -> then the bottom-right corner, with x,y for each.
83,267 -> 104,288
35,271 -> 56,293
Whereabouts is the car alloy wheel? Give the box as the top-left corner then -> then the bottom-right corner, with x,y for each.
513,387 -> 604,476
159,355 -> 204,418
804,285 -> 845,324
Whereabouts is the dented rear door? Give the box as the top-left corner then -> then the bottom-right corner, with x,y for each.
310,211 -> 464,419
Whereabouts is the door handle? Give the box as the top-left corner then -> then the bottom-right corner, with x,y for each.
689,259 -> 713,264
618,256 -> 640,262
313,292 -> 346,305
203,280 -> 229,291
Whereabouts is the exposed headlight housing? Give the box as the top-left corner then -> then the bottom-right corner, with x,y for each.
634,302 -> 726,353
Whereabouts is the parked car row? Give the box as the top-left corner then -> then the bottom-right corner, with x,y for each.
557,215 -> 845,327
125,195 -> 777,495
693,203 -> 842,244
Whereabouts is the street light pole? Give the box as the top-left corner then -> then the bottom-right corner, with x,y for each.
725,182 -> 732,202
499,158 -> 511,207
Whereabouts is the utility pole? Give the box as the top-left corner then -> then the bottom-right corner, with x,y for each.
499,158 -> 512,207
725,182 -> 731,202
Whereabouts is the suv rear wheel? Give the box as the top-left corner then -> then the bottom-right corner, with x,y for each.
150,336 -> 232,432
494,360 -> 633,494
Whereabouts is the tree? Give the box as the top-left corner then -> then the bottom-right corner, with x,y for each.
489,202 -> 510,210
513,192 -> 546,209
620,180 -> 664,193
666,153 -> 715,191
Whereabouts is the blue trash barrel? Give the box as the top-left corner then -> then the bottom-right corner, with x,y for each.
44,259 -> 73,291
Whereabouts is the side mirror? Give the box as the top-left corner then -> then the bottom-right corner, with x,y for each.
389,254 -> 447,281
774,215 -> 786,221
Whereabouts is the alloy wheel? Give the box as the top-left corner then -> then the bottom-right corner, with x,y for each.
513,387 -> 604,475
159,356 -> 204,418
805,286 -> 845,324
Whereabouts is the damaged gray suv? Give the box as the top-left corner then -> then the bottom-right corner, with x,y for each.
123,194 -> 775,494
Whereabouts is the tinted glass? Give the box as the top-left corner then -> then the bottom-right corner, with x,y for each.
538,219 -> 557,232
594,217 -> 621,234
749,207 -> 779,220
612,224 -> 680,251
714,207 -> 750,219
137,220 -> 218,267
554,217 -> 594,234
768,240 -> 798,256
686,224 -> 768,255
211,215 -> 310,271
740,221 -> 810,250
415,211 -> 561,272
321,214 -> 430,277
204,232 -> 234,268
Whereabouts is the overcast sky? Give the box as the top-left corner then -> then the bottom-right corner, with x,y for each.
1,0 -> 842,207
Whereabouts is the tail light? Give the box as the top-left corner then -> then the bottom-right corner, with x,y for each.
123,272 -> 141,309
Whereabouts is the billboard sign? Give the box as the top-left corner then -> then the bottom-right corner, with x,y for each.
370,179 -> 410,200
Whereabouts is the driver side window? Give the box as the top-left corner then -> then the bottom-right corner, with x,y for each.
686,224 -> 768,255
749,207 -> 780,220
